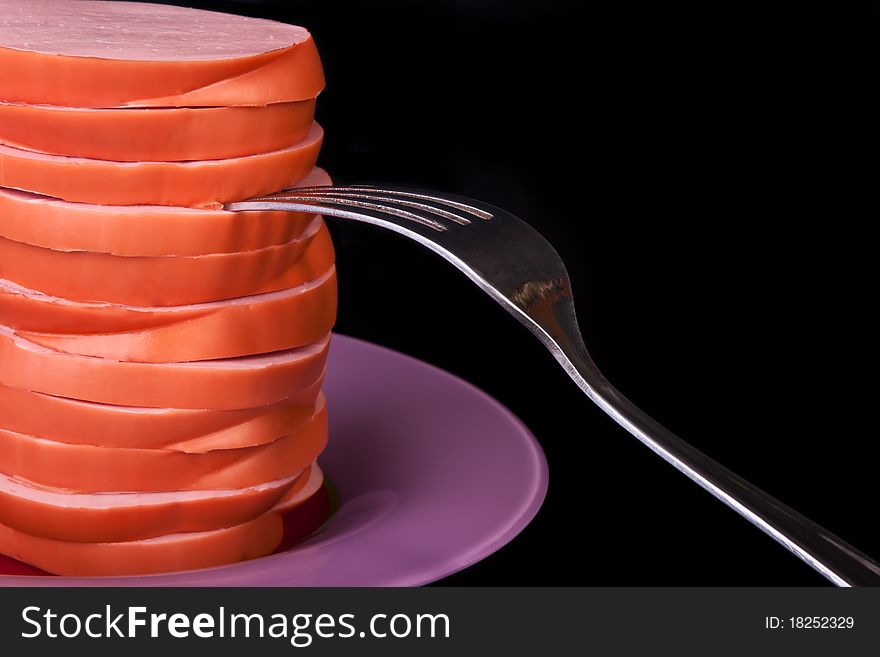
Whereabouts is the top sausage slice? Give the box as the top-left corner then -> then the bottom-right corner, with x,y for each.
0,0 -> 324,107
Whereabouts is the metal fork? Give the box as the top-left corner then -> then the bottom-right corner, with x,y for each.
227,185 -> 880,586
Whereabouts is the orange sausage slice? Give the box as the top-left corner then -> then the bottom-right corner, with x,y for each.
124,43 -> 325,109
0,511 -> 284,576
0,397 -> 327,492
0,1 -> 324,108
0,378 -> 324,451
0,100 -> 316,161
0,327 -> 330,410
0,168 -> 331,257
0,278 -> 212,332
0,220 -> 334,306
0,467 -> 326,576
0,469 -> 310,543
0,123 -> 323,207
273,465 -> 326,514
1,263 -> 335,344
0,231 -> 334,329
17,268 -> 337,363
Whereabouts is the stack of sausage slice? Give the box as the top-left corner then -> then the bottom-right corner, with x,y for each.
0,0 -> 335,576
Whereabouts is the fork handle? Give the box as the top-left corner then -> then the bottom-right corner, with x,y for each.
544,318 -> 880,586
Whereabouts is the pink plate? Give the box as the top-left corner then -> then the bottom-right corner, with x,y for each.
0,334 -> 548,586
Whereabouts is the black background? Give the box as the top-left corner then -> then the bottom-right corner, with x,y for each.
158,0 -> 877,585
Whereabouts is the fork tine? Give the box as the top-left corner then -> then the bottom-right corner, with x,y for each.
292,186 -> 494,221
244,194 -> 448,232
284,190 -> 472,225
